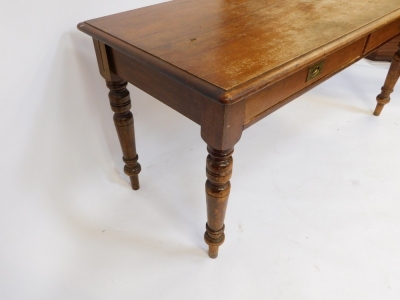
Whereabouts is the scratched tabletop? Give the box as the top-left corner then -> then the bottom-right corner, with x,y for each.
85,0 -> 400,90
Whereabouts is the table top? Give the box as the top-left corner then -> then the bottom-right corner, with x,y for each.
81,0 -> 400,95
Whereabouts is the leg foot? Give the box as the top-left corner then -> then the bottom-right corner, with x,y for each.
208,246 -> 220,259
374,46 -> 400,116
106,79 -> 141,190
204,147 -> 233,259
129,175 -> 140,190
373,102 -> 387,116
374,92 -> 392,116
123,156 -> 141,190
205,223 -> 225,258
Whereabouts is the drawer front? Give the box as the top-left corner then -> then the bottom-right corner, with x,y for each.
364,18 -> 400,54
244,37 -> 368,124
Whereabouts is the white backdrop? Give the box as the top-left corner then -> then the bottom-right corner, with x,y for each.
1,1 -> 400,299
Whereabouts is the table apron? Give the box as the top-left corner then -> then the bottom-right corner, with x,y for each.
109,46 -> 204,125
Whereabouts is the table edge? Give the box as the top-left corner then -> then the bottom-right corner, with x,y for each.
77,22 -> 227,103
228,9 -> 400,102
77,8 -> 400,104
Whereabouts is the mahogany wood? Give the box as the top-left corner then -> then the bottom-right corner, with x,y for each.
93,38 -> 141,190
83,1 -> 400,92
204,147 -> 233,258
364,18 -> 400,54
78,0 -> 400,258
79,1 -> 400,104
374,45 -> 400,116
244,37 -> 367,124
106,80 -> 141,190
368,36 -> 400,62
109,47 -> 203,124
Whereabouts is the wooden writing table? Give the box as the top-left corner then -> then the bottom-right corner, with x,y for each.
78,0 -> 400,258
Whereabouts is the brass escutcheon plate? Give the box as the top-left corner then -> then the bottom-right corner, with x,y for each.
306,60 -> 325,82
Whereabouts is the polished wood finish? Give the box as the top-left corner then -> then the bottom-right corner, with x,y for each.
79,1 -> 400,105
106,79 -> 141,190
374,45 -> 400,116
78,1 -> 400,258
109,47 -> 203,124
84,0 -> 400,91
205,147 -> 233,258
364,18 -> 400,54
93,38 -> 141,189
244,37 -> 367,125
368,36 -> 400,62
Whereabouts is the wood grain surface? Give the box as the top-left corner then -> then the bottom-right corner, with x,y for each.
244,36 -> 367,124
367,37 -> 400,61
374,46 -> 400,116
83,0 -> 400,92
78,1 -> 400,259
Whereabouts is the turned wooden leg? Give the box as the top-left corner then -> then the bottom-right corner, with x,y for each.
374,46 -> 400,116
106,79 -> 141,190
204,146 -> 233,259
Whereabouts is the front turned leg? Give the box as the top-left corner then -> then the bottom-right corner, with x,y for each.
204,146 -> 234,258
374,46 -> 400,116
106,79 -> 141,190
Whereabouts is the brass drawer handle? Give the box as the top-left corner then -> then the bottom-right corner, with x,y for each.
307,60 -> 325,82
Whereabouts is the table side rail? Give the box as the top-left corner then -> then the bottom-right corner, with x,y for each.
78,23 -> 227,105
243,56 -> 363,129
364,17 -> 400,53
224,11 -> 400,104
109,46 -> 204,125
79,9 -> 400,105
244,37 -> 368,125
